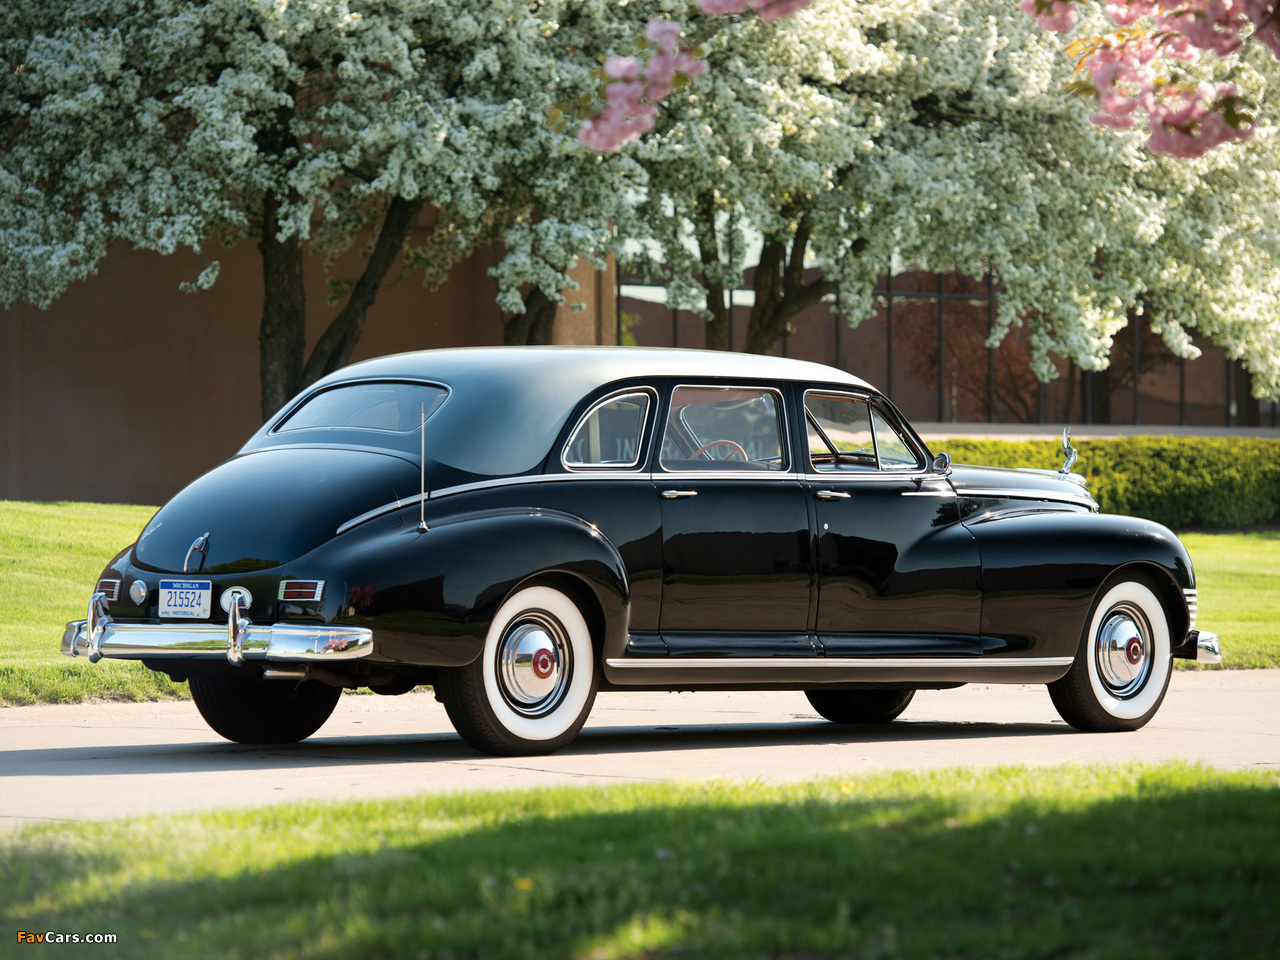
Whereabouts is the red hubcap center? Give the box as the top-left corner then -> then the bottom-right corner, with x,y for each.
532,649 -> 555,680
1125,637 -> 1144,664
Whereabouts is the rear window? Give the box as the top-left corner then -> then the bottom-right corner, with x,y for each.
276,382 -> 448,434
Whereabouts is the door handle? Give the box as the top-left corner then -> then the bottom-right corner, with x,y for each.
815,490 -> 851,501
661,490 -> 699,499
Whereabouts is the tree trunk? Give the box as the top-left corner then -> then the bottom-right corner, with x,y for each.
743,221 -> 838,356
694,193 -> 730,350
504,286 -> 558,344
301,196 -> 426,388
258,191 -> 307,422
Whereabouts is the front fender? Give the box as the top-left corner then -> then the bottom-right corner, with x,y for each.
966,510 -> 1194,659
290,506 -> 630,668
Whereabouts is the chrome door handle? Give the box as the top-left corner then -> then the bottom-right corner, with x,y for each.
661,490 -> 699,499
815,490 -> 851,500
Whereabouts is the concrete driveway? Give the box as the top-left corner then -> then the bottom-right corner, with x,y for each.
2,669 -> 1276,831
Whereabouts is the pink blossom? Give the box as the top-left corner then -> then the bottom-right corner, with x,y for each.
645,53 -> 679,102
1156,2 -> 1247,58
752,0 -> 815,22
1085,40 -> 1158,122
1091,111 -> 1137,128
1144,81 -> 1253,157
1020,0 -> 1078,32
646,17 -> 683,54
1104,1 -> 1156,25
697,0 -> 749,13
1244,0 -> 1280,57
604,56 -> 642,81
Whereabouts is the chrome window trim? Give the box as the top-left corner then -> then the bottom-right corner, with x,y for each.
268,377 -> 454,437
801,472 -> 943,485
652,470 -> 803,483
605,656 -> 1074,670
657,383 -> 791,475
560,387 -> 657,472
802,388 -> 926,474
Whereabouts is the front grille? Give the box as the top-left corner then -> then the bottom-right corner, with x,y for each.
96,579 -> 121,601
1183,588 -> 1198,631
278,580 -> 325,603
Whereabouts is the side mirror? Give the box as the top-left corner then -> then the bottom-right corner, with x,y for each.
932,451 -> 952,475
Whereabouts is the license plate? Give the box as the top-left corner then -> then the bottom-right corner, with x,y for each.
158,580 -> 212,619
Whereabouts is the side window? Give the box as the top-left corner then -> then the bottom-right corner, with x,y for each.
660,386 -> 785,471
805,393 -> 877,471
563,392 -> 652,468
871,407 -> 922,470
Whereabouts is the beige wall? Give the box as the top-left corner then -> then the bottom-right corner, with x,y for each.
1,238 -> 616,505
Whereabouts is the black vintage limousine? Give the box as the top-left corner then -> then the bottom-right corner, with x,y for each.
64,347 -> 1220,754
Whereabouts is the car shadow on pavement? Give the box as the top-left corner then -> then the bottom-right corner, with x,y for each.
0,718 -> 1074,776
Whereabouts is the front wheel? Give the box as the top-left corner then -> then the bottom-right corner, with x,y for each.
805,688 -> 915,724
435,585 -> 598,756
190,673 -> 342,744
1048,576 -> 1173,732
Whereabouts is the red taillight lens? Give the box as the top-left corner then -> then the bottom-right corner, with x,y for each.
96,579 -> 121,601
278,580 -> 325,603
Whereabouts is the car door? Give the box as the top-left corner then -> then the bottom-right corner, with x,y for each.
656,383 -> 814,657
803,390 -> 983,656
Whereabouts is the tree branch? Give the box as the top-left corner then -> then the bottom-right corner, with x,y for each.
301,195 -> 425,386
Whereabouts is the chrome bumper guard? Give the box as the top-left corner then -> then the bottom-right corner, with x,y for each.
62,592 -> 373,665
1191,629 -> 1222,665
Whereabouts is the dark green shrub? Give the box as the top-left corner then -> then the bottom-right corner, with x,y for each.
936,437 -> 1280,530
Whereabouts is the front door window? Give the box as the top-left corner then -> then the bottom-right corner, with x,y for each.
660,386 -> 786,471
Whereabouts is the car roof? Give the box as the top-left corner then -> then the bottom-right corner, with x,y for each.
313,346 -> 873,394
256,347 -> 879,482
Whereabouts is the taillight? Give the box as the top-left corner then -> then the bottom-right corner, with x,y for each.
96,579 -> 121,601
278,580 -> 325,603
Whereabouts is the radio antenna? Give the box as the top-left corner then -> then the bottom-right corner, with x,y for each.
418,402 -> 429,533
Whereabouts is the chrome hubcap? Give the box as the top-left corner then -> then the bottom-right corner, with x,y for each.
496,614 -> 570,717
1095,605 -> 1151,698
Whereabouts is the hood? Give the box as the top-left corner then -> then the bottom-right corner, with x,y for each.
947,464 -> 1096,509
133,446 -> 420,574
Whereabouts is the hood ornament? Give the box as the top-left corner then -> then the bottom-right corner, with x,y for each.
184,532 -> 211,572
1058,427 -> 1078,475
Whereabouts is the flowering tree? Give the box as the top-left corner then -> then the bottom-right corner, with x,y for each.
0,0 -> 643,419
1021,1 -> 1280,158
624,0 -> 1280,397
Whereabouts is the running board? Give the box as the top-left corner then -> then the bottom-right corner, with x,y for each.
603,656 -> 1074,687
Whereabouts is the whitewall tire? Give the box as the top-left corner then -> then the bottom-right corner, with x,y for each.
1048,576 -> 1173,732
436,585 -> 598,755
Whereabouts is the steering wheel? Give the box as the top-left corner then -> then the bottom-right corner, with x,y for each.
690,439 -> 749,461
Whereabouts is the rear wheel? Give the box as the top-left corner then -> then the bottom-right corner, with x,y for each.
805,688 -> 915,724
190,673 -> 342,744
1048,576 -> 1173,732
435,585 -> 598,756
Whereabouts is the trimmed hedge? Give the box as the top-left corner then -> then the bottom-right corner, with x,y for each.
936,436 -> 1280,530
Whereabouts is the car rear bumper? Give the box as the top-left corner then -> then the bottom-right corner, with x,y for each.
62,593 -> 372,665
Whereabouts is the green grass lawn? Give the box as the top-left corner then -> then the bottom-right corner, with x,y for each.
0,501 -> 185,705
1,501 -> 1276,706
1181,530 -> 1280,669
4,763 -> 1277,959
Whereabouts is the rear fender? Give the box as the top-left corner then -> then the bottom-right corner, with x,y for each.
301,507 -> 629,668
